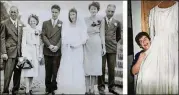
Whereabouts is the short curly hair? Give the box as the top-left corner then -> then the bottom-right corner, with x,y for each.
28,14 -> 39,25
88,2 -> 100,11
135,32 -> 151,47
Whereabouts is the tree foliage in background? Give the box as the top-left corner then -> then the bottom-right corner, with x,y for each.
1,2 -> 9,22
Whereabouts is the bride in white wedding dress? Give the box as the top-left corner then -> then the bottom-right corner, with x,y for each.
136,2 -> 178,94
56,8 -> 88,94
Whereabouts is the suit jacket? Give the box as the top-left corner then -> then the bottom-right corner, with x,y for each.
41,19 -> 62,56
104,17 -> 121,53
1,18 -> 24,58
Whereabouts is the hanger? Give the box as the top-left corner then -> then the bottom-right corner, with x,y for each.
157,0 -> 176,7
157,1 -> 163,6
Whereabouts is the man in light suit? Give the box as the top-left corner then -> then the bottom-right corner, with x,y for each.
1,6 -> 24,95
41,4 -> 62,95
98,4 -> 121,95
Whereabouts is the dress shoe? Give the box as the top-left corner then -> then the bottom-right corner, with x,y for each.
90,92 -> 95,95
109,87 -> 119,95
85,92 -> 89,95
29,90 -> 33,95
45,92 -> 51,95
12,90 -> 18,95
45,92 -> 55,95
25,92 -> 30,95
51,91 -> 55,95
98,86 -> 105,95
54,85 -> 58,90
85,92 -> 95,95
2,93 -> 9,95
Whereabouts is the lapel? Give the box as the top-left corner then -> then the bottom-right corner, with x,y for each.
104,17 -> 108,32
5,19 -> 18,42
104,17 -> 116,31
109,18 -> 115,27
8,19 -> 18,35
47,19 -> 61,38
108,18 -> 117,30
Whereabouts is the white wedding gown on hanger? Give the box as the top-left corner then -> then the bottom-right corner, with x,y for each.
56,13 -> 88,94
136,2 -> 178,94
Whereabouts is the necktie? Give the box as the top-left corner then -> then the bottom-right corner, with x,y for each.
108,18 -> 111,25
107,19 -> 110,27
14,22 -> 17,28
53,20 -> 56,28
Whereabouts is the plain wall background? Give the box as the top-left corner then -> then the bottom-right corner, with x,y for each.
131,1 -> 142,55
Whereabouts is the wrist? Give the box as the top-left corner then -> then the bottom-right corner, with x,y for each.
48,45 -> 51,48
48,45 -> 53,48
56,46 -> 59,49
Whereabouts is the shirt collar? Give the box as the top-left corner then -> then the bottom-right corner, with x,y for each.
51,18 -> 58,24
106,17 -> 113,23
10,17 -> 17,24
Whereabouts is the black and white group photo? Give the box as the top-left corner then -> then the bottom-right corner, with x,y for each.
0,1 -> 123,95
1,0 -> 179,95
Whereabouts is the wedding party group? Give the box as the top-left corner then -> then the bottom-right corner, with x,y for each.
0,1 -> 121,95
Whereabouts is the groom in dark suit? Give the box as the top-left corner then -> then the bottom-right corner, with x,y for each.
1,6 -> 24,95
41,4 -> 62,95
98,4 -> 121,95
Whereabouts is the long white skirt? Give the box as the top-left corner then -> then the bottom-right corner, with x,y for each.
56,45 -> 86,94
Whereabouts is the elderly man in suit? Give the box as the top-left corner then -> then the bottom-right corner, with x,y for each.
98,4 -> 121,95
1,6 -> 24,95
41,4 -> 62,95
